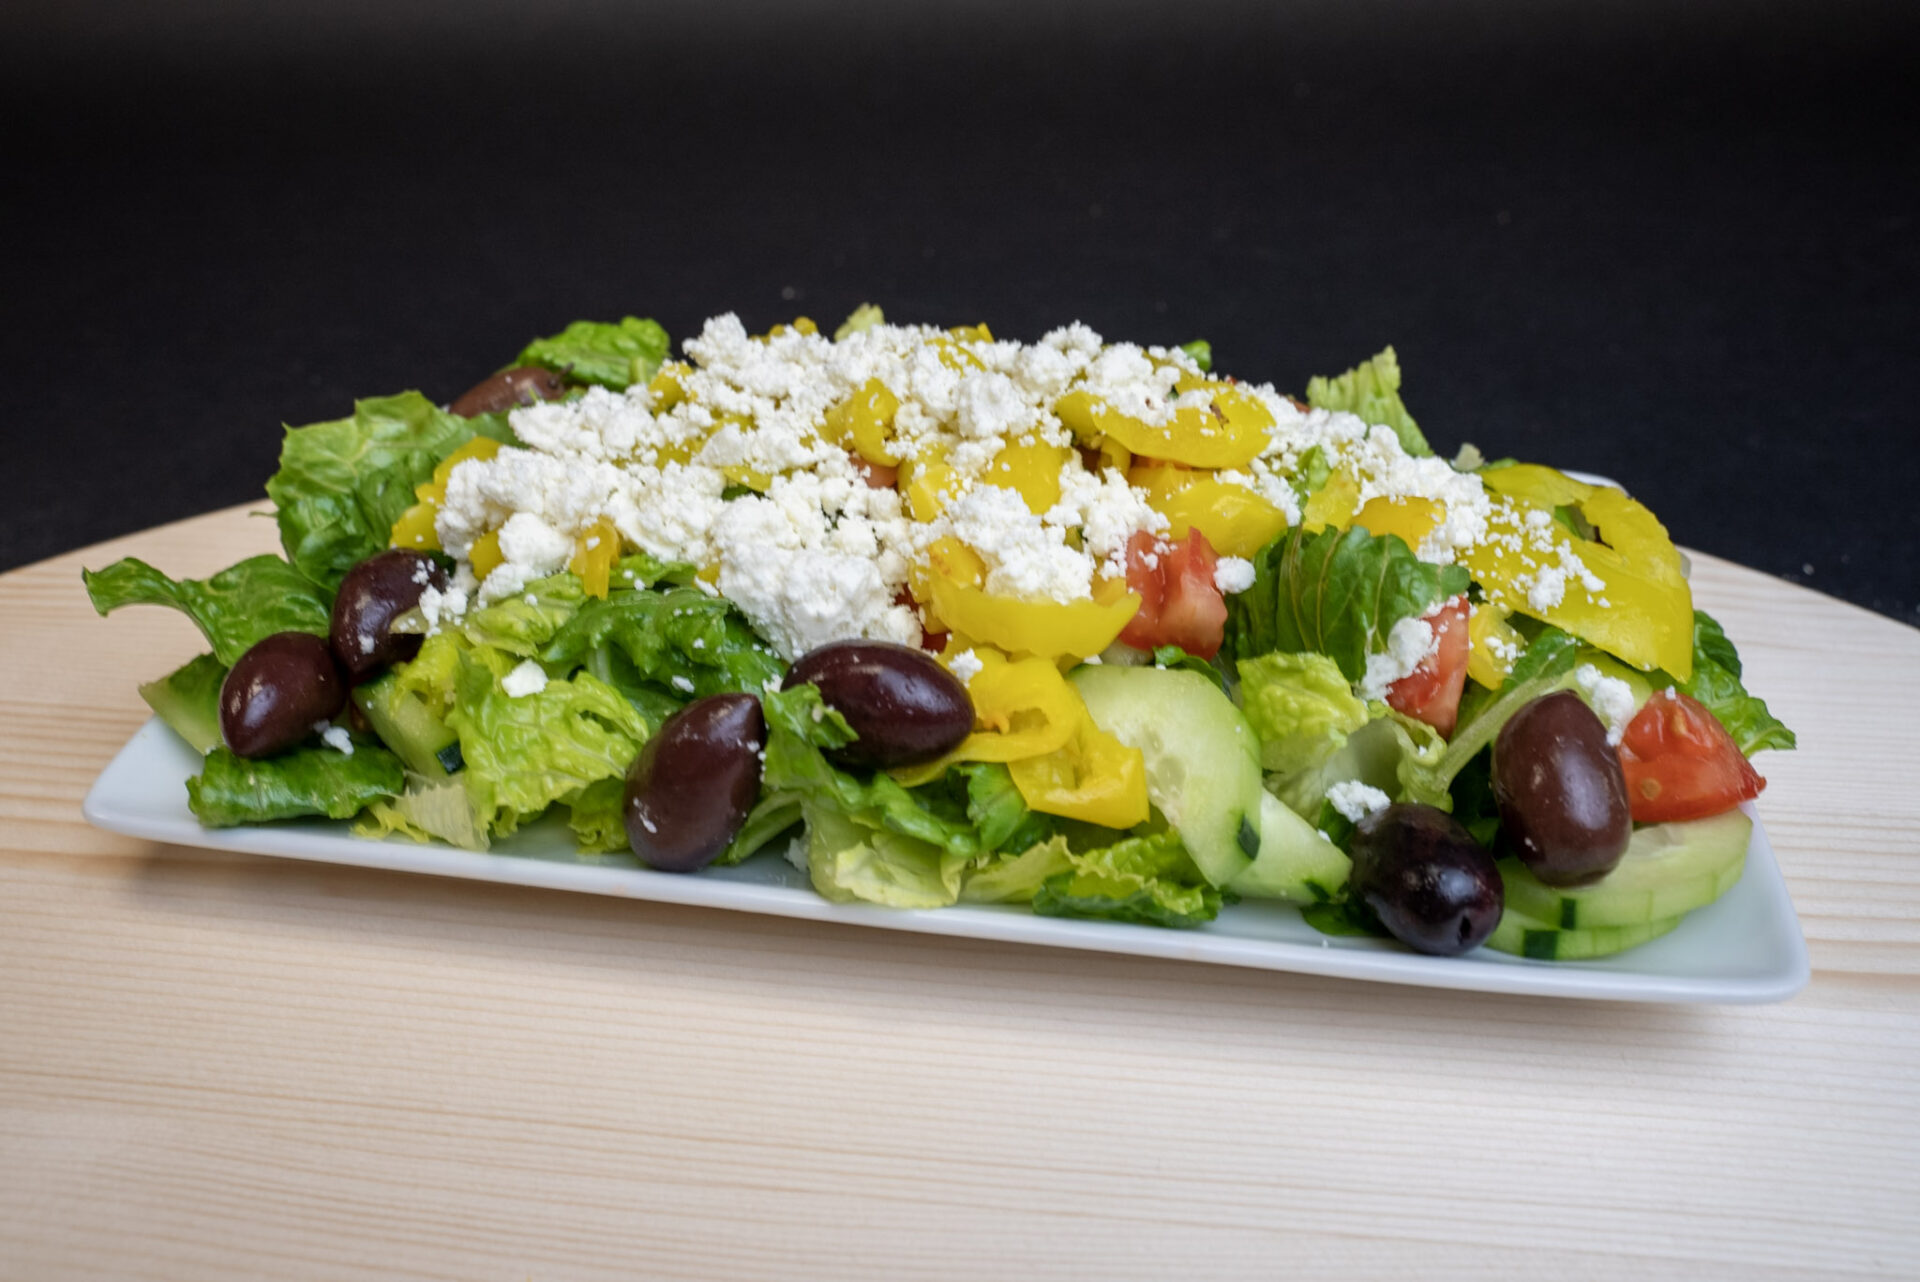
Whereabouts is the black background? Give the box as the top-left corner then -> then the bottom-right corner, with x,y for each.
6,0 -> 1916,620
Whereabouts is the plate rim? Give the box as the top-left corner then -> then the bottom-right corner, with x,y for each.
82,717 -> 1811,1005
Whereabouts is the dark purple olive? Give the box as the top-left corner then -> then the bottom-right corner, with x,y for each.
1350,803 -> 1504,956
782,640 -> 973,769
1492,691 -> 1632,886
220,631 -> 347,759
624,694 -> 767,873
330,549 -> 448,683
449,366 -> 568,417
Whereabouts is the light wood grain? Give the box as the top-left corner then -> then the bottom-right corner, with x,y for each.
3,505 -> 1917,1281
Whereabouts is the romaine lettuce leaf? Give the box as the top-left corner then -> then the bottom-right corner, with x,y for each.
83,555 -> 333,666
1305,346 -> 1432,456
138,652 -> 228,753
1664,611 -> 1796,755
266,391 -> 504,590
565,777 -> 631,854
446,655 -> 650,838
959,838 -> 1076,904
515,318 -> 669,390
1178,339 -> 1213,373
803,804 -> 966,909
542,586 -> 785,700
355,772 -> 491,850
1236,651 -> 1370,774
1029,830 -> 1222,928
833,305 -> 885,341
1270,705 -> 1451,818
1226,524 -> 1468,682
459,573 -> 586,657
187,740 -> 404,827
957,762 -> 1055,856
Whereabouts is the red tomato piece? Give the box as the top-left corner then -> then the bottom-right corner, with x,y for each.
1117,528 -> 1228,660
1385,596 -> 1471,739
1616,689 -> 1765,822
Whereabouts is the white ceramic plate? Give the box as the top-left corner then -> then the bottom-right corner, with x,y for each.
85,717 -> 1808,1003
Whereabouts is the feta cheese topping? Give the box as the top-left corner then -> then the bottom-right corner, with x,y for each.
1575,663 -> 1638,745
1359,615 -> 1440,701
502,659 -> 549,698
1327,780 -> 1392,823
430,314 -> 1494,660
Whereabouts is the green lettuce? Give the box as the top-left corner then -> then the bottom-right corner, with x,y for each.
446,655 -> 650,837
542,585 -> 785,702
957,763 -> 1055,856
1226,524 -> 1468,681
1237,651 -> 1370,774
1270,705 -> 1451,819
266,391 -> 508,590
84,555 -> 333,666
565,777 -> 631,854
187,740 -> 404,827
515,318 -> 669,390
833,304 -> 885,341
138,652 -> 228,752
1151,644 -> 1230,693
355,772 -> 491,850
1178,339 -> 1213,373
1029,831 -> 1222,929
1305,346 -> 1432,456
960,838 -> 1076,904
803,804 -> 966,909
1440,625 -> 1583,784
1663,612 -> 1796,755
459,573 -> 586,657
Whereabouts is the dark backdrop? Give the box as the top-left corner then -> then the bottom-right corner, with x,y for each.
6,0 -> 1916,620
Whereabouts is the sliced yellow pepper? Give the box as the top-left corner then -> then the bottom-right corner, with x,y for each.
1479,462 -> 1596,508
1301,469 -> 1361,532
926,563 -> 1139,661
1466,602 -> 1526,689
822,378 -> 902,466
647,361 -> 691,412
891,649 -> 1083,786
983,437 -> 1071,516
1462,478 -> 1693,679
568,517 -> 621,599
468,530 -> 504,583
903,448 -> 961,522
389,435 -> 504,551
1352,495 -> 1445,552
1008,715 -> 1150,827
1056,382 -> 1274,470
1149,478 -> 1289,559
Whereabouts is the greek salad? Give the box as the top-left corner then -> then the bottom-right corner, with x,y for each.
83,308 -> 1796,959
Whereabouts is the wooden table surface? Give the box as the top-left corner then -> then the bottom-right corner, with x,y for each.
3,506 -> 1916,1280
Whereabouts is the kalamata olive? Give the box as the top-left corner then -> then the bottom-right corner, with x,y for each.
449,366 -> 568,417
1492,690 -> 1632,886
782,640 -> 973,769
1350,803 -> 1504,956
330,549 -> 448,682
220,631 -> 347,759
624,693 -> 767,873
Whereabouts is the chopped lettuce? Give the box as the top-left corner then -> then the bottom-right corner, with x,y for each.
138,652 -> 228,753
1179,339 -> 1213,373
1270,705 -> 1451,818
356,772 -> 491,850
187,740 -> 404,827
1226,524 -> 1468,682
1029,831 -> 1222,929
1663,612 -> 1796,755
542,586 -> 785,702
564,777 -> 630,854
515,318 -> 669,390
803,804 -> 967,909
460,573 -> 586,656
960,838 -> 1076,904
84,555 -> 333,667
833,304 -> 885,341
445,654 -> 650,838
1305,346 -> 1432,456
1236,651 -> 1370,774
958,762 -> 1055,856
265,391 -> 505,590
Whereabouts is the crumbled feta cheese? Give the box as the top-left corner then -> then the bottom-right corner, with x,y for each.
1575,663 -> 1638,745
316,722 -> 354,756
1326,780 -> 1391,822
670,674 -> 696,694
1214,555 -> 1256,595
1359,615 -> 1438,701
502,659 -> 549,698
948,648 -> 984,685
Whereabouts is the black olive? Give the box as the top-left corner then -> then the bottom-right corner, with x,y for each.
1492,691 -> 1632,886
220,632 -> 347,759
1350,803 -> 1504,956
330,549 -> 448,683
449,366 -> 568,417
624,694 -> 767,873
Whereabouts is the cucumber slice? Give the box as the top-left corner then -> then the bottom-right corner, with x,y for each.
1071,665 -> 1261,887
1229,792 -> 1351,905
1498,809 -> 1752,929
353,669 -> 460,779
1484,905 -> 1685,960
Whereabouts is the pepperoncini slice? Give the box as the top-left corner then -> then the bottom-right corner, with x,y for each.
890,649 -> 1082,786
1008,714 -> 1150,827
1352,495 -> 1445,553
1479,462 -> 1596,509
1301,469 -> 1361,532
822,378 -> 902,466
389,502 -> 441,551
468,530 -> 505,582
983,437 -> 1072,516
1462,483 -> 1693,679
1056,382 -> 1273,469
925,560 -> 1140,662
903,450 -> 962,522
1148,477 -> 1290,559
647,361 -> 691,412
1466,602 -> 1526,689
568,517 -> 622,599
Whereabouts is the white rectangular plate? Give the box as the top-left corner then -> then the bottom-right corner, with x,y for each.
85,717 -> 1809,1003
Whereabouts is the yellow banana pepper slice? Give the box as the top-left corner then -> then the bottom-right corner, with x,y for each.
1056,382 -> 1274,469
983,437 -> 1072,516
822,378 -> 902,466
890,649 -> 1083,786
1008,715 -> 1150,828
568,516 -> 622,599
927,564 -> 1140,661
1352,495 -> 1444,552
389,435 -> 505,551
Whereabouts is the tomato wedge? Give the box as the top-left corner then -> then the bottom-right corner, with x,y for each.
1117,528 -> 1228,659
1617,689 -> 1765,822
1384,595 -> 1471,739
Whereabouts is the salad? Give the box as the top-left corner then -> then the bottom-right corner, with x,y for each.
83,308 -> 1795,960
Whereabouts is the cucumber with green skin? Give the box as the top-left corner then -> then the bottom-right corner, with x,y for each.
1070,665 -> 1262,887
1484,905 -> 1685,960
352,669 -> 460,779
1229,791 -> 1351,905
1497,808 -> 1751,930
